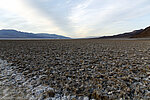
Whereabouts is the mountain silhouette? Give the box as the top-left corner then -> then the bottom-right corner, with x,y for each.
131,26 -> 150,38
0,29 -> 71,39
97,26 -> 150,39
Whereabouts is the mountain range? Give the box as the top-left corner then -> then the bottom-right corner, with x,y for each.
0,29 -> 71,39
98,26 -> 150,39
1,26 -> 150,39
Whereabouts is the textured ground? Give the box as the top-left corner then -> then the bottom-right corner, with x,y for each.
0,39 -> 150,100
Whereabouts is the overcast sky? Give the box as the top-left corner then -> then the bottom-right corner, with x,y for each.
0,0 -> 150,38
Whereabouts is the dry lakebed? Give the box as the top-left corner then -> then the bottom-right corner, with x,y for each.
0,39 -> 150,100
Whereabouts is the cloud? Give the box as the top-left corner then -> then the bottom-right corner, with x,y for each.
0,0 -> 65,35
25,0 -> 77,35
68,0 -> 150,37
0,0 -> 150,37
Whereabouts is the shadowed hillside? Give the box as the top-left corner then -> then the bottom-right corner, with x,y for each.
99,29 -> 143,39
97,26 -> 150,39
131,26 -> 150,38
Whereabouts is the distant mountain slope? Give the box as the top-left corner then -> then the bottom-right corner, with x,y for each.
96,26 -> 150,39
34,33 -> 70,39
0,29 -> 71,39
131,26 -> 150,38
98,29 -> 143,39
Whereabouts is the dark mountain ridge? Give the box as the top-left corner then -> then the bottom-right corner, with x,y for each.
0,29 -> 71,39
97,26 -> 150,39
131,26 -> 150,38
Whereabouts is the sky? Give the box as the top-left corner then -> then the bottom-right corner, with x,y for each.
0,0 -> 150,38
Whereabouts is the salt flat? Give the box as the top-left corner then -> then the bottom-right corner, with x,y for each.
0,39 -> 150,100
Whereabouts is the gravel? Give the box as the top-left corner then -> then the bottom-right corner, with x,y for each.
0,39 -> 150,100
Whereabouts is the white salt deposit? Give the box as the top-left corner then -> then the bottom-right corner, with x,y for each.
0,59 -> 90,100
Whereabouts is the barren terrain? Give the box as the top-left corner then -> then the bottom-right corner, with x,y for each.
0,39 -> 150,100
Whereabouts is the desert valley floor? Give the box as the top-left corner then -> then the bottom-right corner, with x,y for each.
0,39 -> 150,100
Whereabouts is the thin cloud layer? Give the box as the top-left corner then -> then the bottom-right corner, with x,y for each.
0,0 -> 150,38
